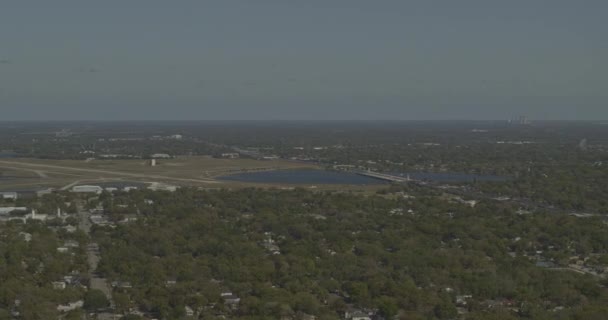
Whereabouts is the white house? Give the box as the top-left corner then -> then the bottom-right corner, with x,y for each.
57,300 -> 83,312
52,281 -> 67,290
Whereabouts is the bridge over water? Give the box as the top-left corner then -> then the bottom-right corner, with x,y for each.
355,170 -> 413,183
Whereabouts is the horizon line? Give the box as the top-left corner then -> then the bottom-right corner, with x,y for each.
0,119 -> 606,123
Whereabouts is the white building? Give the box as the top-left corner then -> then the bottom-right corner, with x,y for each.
72,185 -> 103,194
148,182 -> 177,192
52,281 -> 67,290
0,192 -> 18,200
221,153 -> 240,159
57,300 -> 83,312
221,292 -> 241,309
19,232 -> 32,242
0,207 -> 27,215
57,247 -> 69,253
184,306 -> 195,317
151,153 -> 171,159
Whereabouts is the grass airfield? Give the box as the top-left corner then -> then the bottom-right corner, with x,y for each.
0,157 -> 318,191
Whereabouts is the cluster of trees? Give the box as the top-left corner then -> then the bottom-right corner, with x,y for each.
476,163 -> 608,212
0,221 -> 88,318
92,188 -> 608,319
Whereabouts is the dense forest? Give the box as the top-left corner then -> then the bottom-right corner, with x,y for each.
90,187 -> 608,319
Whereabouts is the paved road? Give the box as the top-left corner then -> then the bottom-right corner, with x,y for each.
61,180 -> 82,191
79,209 -> 117,318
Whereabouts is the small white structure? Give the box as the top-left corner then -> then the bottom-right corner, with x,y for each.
52,281 -> 67,290
28,209 -> 48,221
0,207 -> 27,215
19,232 -> 32,242
63,240 -> 79,248
123,186 -> 139,192
150,159 -> 157,167
184,306 -> 195,317
221,292 -> 241,309
221,153 -> 240,159
72,185 -> 103,194
463,200 -> 478,208
57,247 -> 69,253
151,153 -> 171,159
90,214 -> 109,225
0,192 -> 18,200
148,182 -> 177,192
56,207 -> 65,218
57,300 -> 83,312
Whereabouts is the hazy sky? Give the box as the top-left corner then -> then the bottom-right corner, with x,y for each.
1,1 -> 606,120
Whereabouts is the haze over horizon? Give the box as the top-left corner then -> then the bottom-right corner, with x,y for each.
1,1 -> 606,121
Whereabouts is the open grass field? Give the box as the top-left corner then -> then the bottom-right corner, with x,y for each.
0,157 -> 319,191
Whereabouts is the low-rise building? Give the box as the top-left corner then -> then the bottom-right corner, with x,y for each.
90,214 -> 110,226
72,185 -> 103,194
221,153 -> 240,159
185,306 -> 195,317
64,240 -> 79,248
0,192 -> 18,200
52,281 -> 66,290
19,232 -> 32,242
151,153 -> 172,159
57,300 -> 83,312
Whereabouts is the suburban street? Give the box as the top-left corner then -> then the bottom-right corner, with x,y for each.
79,207 -> 117,319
